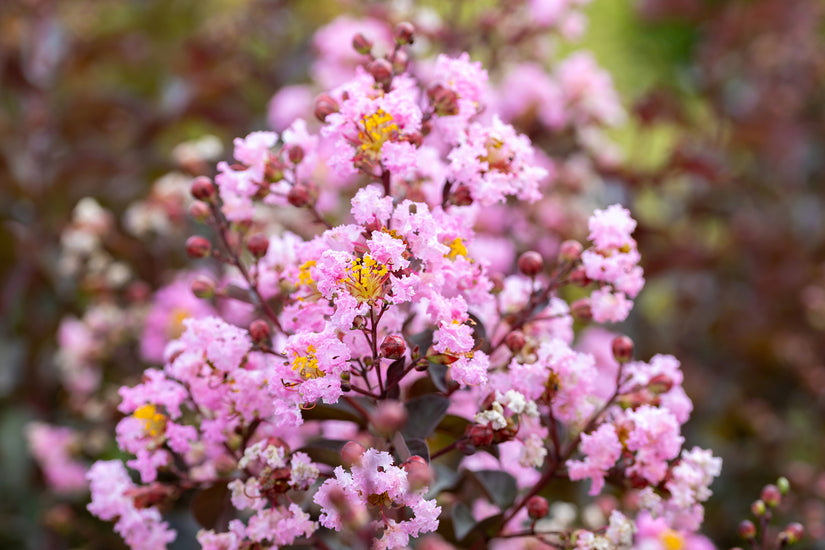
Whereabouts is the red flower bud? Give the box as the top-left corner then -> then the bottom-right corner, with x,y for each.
287,145 -> 305,164
559,240 -> 583,262
527,496 -> 549,520
518,251 -> 544,277
611,335 -> 634,364
571,298 -> 592,322
246,233 -> 269,258
190,275 -> 215,298
185,236 -> 211,258
568,266 -> 591,286
314,93 -> 339,122
393,22 -> 415,45
380,335 -> 406,359
468,424 -> 494,447
287,183 -> 312,207
371,400 -> 408,435
190,176 -> 216,201
367,58 -> 393,86
504,330 -> 526,353
783,522 -> 804,544
738,520 -> 756,540
249,320 -> 270,345
761,484 -> 781,508
189,201 -> 210,222
452,184 -> 473,206
352,32 -> 373,55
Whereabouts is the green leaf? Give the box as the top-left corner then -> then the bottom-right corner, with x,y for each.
404,437 -> 430,462
384,357 -> 406,400
402,394 -> 450,440
191,482 -> 229,529
428,362 -> 449,393
469,470 -> 518,509
451,502 -> 476,541
427,462 -> 460,498
436,414 -> 470,439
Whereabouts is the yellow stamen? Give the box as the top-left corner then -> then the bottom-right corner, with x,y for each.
660,529 -> 684,550
298,260 -> 316,287
344,255 -> 389,304
167,308 -> 190,339
292,344 -> 324,380
133,404 -> 166,438
445,238 -> 468,260
358,109 -> 399,153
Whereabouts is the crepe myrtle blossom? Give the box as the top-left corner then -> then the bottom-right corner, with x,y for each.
314,449 -> 440,549
74,19 -> 728,550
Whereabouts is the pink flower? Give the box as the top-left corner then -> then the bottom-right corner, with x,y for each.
567,423 -> 622,495
625,406 -> 684,485
26,422 -> 88,493
590,287 -> 634,324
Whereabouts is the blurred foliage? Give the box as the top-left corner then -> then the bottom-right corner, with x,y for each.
3,0 -> 825,548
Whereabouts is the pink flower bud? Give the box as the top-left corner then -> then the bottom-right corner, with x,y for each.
190,275 -> 215,298
571,298 -> 592,322
559,239 -> 583,262
246,233 -> 269,258
249,320 -> 270,345
569,266 -> 591,286
185,236 -> 211,259
738,520 -> 756,540
367,58 -> 393,86
287,145 -> 305,164
380,335 -> 406,359
341,441 -> 366,466
351,32 -> 373,55
392,49 -> 409,73
782,522 -> 804,544
190,176 -> 216,201
189,201 -> 210,222
403,457 -> 433,492
393,22 -> 415,45
314,93 -> 339,122
611,335 -> 634,364
527,496 -> 549,519
518,251 -> 544,277
371,400 -> 408,435
761,484 -> 781,508
505,330 -> 526,353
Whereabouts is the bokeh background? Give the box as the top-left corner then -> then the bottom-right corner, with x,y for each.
2,0 -> 824,548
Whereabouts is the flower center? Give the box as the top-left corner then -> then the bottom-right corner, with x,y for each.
444,238 -> 468,260
344,255 -> 389,304
660,529 -> 684,550
133,404 -> 166,437
166,307 -> 190,339
298,260 -> 316,287
291,344 -> 324,380
358,109 -> 399,153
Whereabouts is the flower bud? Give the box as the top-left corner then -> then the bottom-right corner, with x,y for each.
782,522 -> 804,544
527,496 -> 549,520
352,315 -> 366,329
249,320 -> 270,345
428,84 -> 460,116
403,456 -> 433,491
571,298 -> 593,322
777,476 -> 790,495
504,330 -> 526,353
490,273 -> 505,293
647,373 -> 673,394
341,441 -> 366,467
185,236 -> 211,259
314,93 -> 339,122
367,58 -> 393,87
518,251 -> 544,277
287,183 -> 312,207
352,32 -> 373,55
569,266 -> 591,286
287,145 -> 304,164
393,22 -> 415,45
559,240 -> 583,262
189,201 -> 211,222
761,484 -> 781,508
392,49 -> 409,74
452,184 -> 473,206
738,520 -> 756,540
468,424 -> 494,447
247,233 -> 269,258
190,176 -> 216,201
380,335 -> 407,359
751,499 -> 766,517
611,335 -> 634,364
371,400 -> 408,435
190,275 -> 215,298
457,439 -> 476,456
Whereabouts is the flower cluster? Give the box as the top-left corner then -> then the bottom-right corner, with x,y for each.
31,12 -> 728,550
